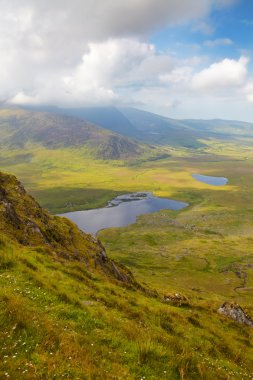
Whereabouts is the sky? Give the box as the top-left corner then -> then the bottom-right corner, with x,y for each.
1,0 -> 253,121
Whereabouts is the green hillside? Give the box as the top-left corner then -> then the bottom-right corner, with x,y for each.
0,108 -> 153,160
0,171 -> 253,379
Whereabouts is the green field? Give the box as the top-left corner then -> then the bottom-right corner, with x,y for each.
1,136 -> 253,378
2,139 -> 253,302
1,170 -> 253,380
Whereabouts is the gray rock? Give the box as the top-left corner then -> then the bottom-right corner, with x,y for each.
218,302 -> 253,327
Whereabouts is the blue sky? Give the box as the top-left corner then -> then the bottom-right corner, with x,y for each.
151,0 -> 252,62
1,0 -> 253,121
147,0 -> 253,120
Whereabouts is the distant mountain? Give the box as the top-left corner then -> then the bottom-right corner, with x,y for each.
116,107 -> 253,145
119,107 -> 206,147
58,106 -> 139,138
0,108 -> 148,160
53,106 -> 205,148
182,118 -> 253,138
34,105 -> 253,148
15,105 -> 253,149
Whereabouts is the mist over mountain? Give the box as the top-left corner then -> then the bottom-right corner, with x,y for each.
22,104 -> 253,149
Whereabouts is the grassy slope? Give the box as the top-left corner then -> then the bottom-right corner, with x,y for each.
1,112 -> 253,378
0,172 -> 253,379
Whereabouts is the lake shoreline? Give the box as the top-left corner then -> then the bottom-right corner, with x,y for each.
59,191 -> 188,235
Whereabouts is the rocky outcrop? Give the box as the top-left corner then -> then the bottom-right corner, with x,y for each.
218,302 -> 253,327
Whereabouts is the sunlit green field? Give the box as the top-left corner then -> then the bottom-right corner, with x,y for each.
2,140 -> 253,298
1,138 -> 253,378
98,141 -> 253,307
0,140 -> 243,211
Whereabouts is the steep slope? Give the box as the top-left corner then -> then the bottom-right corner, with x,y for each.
0,108 -> 147,160
0,171 -> 135,282
57,106 -> 139,138
0,171 -> 253,379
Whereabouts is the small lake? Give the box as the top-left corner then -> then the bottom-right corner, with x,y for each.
192,174 -> 228,186
60,192 -> 188,235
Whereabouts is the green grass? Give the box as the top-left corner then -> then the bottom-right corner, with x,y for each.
31,187 -> 127,213
1,238 -> 253,379
1,137 -> 253,378
0,143 -> 231,212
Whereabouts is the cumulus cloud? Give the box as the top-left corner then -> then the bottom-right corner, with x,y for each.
191,56 -> 249,91
9,38 -> 176,106
159,67 -> 193,85
0,0 -> 237,105
0,0 -> 251,121
0,0 -> 214,44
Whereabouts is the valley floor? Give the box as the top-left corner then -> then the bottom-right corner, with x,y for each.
1,139 -> 253,378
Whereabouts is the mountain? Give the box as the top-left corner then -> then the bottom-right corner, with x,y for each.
118,107 -> 253,144
119,107 -> 206,147
43,105 -> 205,148
30,105 -> 253,149
182,118 -> 253,139
0,108 -> 149,160
57,106 -> 139,138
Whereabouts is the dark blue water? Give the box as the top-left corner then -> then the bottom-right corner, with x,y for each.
60,192 -> 188,235
192,174 -> 228,186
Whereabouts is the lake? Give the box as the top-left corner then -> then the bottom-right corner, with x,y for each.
192,174 -> 228,186
60,192 -> 188,235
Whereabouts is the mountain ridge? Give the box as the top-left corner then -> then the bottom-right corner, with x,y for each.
21,104 -> 253,148
0,108 -> 149,160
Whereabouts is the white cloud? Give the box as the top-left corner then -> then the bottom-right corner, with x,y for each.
159,67 -> 193,85
204,38 -> 233,47
0,0 -> 252,121
61,39 -> 156,105
0,0 -> 220,106
9,38 -> 175,106
245,82 -> 253,103
192,56 -> 249,91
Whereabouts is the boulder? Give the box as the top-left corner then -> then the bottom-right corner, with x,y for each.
218,302 -> 253,327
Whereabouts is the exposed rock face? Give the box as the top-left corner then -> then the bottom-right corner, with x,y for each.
218,302 -> 253,327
